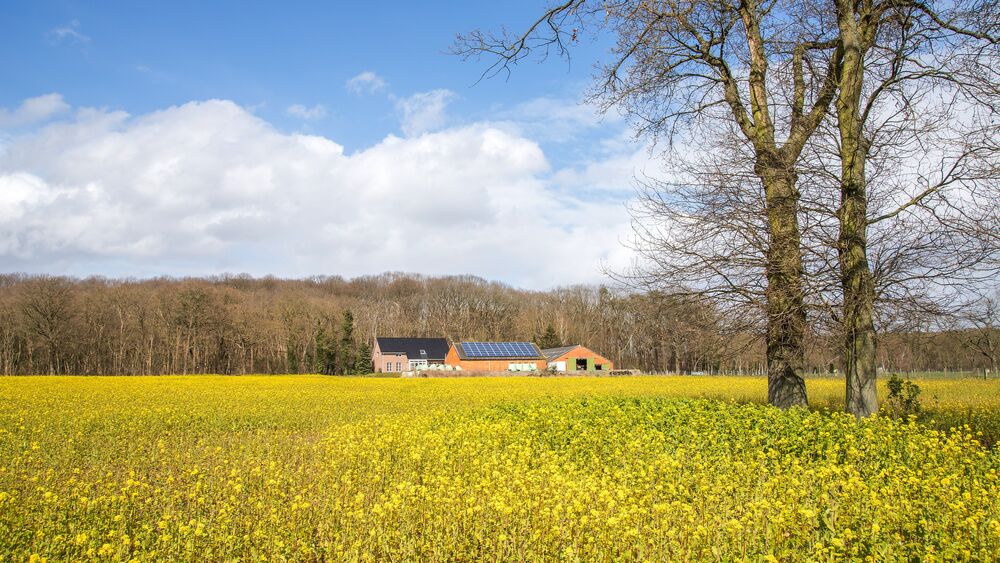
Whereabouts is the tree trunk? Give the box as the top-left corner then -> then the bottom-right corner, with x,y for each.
836,0 -> 879,418
761,163 -> 809,408
838,158 -> 878,417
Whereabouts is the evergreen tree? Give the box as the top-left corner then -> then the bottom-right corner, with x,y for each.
338,310 -> 356,375
314,321 -> 337,375
354,341 -> 373,374
537,324 -> 562,350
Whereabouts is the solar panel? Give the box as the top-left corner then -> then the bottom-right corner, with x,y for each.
460,342 -> 538,358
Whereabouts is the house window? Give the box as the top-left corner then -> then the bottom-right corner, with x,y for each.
396,362 -> 401,371
385,361 -> 392,372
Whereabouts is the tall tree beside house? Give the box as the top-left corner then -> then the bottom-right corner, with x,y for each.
536,324 -> 562,350
354,341 -> 373,374
338,310 -> 356,375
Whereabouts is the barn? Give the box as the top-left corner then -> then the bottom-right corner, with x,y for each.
445,341 -> 547,372
542,345 -> 614,372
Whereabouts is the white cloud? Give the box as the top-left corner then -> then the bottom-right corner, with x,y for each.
286,103 -> 328,120
0,97 -> 635,288
0,94 -> 71,129
396,89 -> 455,137
46,20 -> 90,45
495,96 -> 622,143
346,71 -> 387,95
551,142 -> 657,195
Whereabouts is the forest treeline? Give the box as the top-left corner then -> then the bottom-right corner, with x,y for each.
0,272 -> 995,376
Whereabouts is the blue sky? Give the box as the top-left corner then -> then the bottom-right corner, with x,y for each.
1,1 -> 613,152
0,1 -> 650,288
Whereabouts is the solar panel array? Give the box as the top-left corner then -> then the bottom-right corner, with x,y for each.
460,341 -> 538,358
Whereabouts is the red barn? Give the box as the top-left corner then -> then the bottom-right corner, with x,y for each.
541,345 -> 614,372
445,341 -> 547,372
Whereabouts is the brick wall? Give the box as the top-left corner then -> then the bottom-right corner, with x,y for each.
444,346 -> 546,372
372,341 -> 408,373
553,346 -> 614,371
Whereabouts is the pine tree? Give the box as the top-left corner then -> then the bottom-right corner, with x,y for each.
537,324 -> 562,350
354,341 -> 373,374
338,310 -> 356,375
314,321 -> 337,375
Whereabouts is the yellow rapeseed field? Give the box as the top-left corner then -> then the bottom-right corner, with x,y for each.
1,376 -> 998,561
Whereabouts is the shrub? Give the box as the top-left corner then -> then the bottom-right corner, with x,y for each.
884,373 -> 922,419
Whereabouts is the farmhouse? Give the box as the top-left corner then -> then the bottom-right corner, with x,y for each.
542,345 -> 614,372
445,341 -> 547,372
372,337 -> 450,373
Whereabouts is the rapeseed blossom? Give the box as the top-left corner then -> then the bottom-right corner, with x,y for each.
0,376 -> 997,560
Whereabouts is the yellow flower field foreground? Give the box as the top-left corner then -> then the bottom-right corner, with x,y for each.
1,376 -> 999,560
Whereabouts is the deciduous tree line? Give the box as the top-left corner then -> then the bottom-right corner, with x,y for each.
0,272 -> 995,376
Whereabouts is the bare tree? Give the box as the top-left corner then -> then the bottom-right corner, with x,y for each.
814,0 -> 1000,416
455,0 -> 843,408
963,292 -> 1000,377
17,277 -> 77,374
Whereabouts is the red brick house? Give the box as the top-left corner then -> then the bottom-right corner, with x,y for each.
372,337 -> 450,373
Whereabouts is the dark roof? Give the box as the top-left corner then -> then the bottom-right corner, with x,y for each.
375,337 -> 450,360
541,345 -> 579,361
454,341 -> 545,361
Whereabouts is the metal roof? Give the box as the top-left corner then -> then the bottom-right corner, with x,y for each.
540,345 -> 579,362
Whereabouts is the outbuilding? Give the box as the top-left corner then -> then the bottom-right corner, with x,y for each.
445,341 -> 547,372
541,345 -> 614,372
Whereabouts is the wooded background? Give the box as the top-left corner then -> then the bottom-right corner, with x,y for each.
0,272 -> 994,376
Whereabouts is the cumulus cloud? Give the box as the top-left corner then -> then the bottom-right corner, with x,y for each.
396,89 -> 454,136
46,20 -> 90,45
286,103 -> 328,120
0,94 -> 71,129
496,96 -> 622,144
551,142 -> 657,196
346,71 -> 387,95
0,97 -> 634,288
